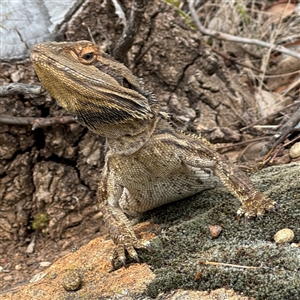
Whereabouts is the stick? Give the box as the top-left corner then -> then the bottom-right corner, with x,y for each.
0,83 -> 45,97
188,1 -> 300,60
204,261 -> 258,269
0,115 -> 75,130
113,0 -> 148,62
261,104 -> 300,156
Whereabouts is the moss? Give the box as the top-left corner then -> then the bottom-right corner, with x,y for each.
31,212 -> 49,232
143,163 -> 300,299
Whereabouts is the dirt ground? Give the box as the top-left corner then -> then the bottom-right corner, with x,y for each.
0,223 -> 102,292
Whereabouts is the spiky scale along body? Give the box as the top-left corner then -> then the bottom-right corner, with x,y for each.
31,41 -> 276,265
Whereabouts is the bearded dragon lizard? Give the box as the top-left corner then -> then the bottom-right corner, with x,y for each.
31,41 -> 276,266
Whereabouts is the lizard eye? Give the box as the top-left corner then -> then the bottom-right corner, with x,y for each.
82,52 -> 94,61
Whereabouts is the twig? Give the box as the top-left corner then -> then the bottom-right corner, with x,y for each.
111,0 -> 127,27
0,83 -> 45,97
0,115 -> 75,130
113,0 -> 148,62
264,69 -> 300,78
241,101 -> 300,132
204,261 -> 258,269
253,125 -> 279,130
257,23 -> 276,95
217,137 -> 269,151
135,39 -> 157,64
82,23 -> 95,44
259,1 -> 292,95
188,1 -> 300,60
240,46 -> 262,60
211,48 -> 263,74
269,133 -> 300,163
261,104 -> 300,156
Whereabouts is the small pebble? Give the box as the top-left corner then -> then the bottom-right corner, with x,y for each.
3,275 -> 13,281
62,269 -> 82,291
289,142 -> 300,158
30,273 -> 47,283
209,225 -> 223,238
274,228 -> 294,244
39,261 -> 52,267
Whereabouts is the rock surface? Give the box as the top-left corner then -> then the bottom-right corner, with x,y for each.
0,0 -> 83,61
1,163 -> 299,299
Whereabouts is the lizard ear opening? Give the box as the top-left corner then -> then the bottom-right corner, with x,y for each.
122,77 -> 132,89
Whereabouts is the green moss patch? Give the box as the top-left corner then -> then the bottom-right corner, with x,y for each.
141,163 -> 300,299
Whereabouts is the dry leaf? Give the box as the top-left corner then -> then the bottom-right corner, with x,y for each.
265,2 -> 296,24
255,90 -> 290,118
267,56 -> 300,91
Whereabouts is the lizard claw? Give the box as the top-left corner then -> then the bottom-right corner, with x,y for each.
236,194 -> 277,221
236,212 -> 249,223
136,239 -> 152,252
109,238 -> 152,269
109,247 -> 126,269
126,244 -> 140,263
256,215 -> 263,221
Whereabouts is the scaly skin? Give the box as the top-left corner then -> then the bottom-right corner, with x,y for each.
31,41 -> 276,266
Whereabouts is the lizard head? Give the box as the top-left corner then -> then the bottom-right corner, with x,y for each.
31,41 -> 159,138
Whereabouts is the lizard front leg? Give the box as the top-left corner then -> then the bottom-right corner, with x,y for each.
98,165 -> 151,266
100,201 -> 151,266
214,160 -> 276,218
180,145 -> 276,219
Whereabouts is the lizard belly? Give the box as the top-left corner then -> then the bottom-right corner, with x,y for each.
118,167 -> 220,216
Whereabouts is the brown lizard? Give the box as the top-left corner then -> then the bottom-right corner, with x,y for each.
30,40 -> 276,266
